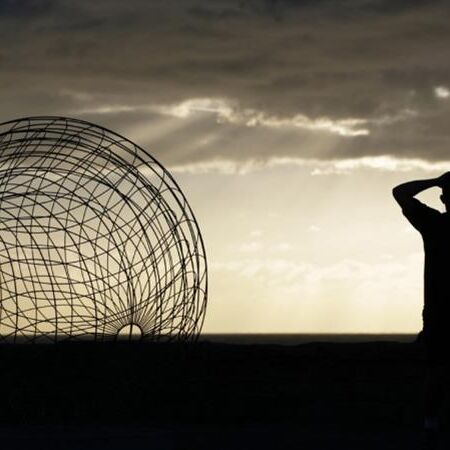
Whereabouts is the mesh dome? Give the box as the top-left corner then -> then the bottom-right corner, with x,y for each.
0,117 -> 208,343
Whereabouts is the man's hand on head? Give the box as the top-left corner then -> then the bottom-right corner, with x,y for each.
436,171 -> 450,188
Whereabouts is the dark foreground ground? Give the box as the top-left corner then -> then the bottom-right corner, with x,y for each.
0,338 -> 447,449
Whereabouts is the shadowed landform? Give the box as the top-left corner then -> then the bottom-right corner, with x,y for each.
0,338 -> 447,449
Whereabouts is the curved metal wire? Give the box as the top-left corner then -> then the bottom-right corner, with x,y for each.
0,116 -> 208,343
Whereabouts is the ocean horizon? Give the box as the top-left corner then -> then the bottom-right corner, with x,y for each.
0,333 -> 418,345
199,333 -> 418,346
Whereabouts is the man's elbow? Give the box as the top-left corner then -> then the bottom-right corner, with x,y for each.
392,186 -> 402,202
392,185 -> 409,204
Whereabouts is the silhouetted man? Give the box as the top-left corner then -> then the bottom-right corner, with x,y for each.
393,171 -> 450,449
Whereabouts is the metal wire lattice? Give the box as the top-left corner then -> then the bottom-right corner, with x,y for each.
0,117 -> 208,343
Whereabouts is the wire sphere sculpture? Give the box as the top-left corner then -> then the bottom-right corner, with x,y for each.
0,116 -> 208,343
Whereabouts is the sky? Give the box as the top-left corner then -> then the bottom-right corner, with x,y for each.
1,0 -> 450,333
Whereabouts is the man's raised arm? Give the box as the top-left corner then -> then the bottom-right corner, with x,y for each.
393,172 -> 450,204
392,172 -> 450,232
392,178 -> 440,206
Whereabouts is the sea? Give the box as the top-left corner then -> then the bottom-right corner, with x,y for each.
199,333 -> 417,345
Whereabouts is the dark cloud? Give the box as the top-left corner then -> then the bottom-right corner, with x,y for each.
1,0 -> 450,165
0,0 -> 56,18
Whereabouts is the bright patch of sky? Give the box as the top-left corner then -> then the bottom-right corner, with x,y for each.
434,86 -> 450,99
179,162 -> 444,333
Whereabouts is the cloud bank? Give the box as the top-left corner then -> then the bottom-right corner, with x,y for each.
1,0 -> 450,168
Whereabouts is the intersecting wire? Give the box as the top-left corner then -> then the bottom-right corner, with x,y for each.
0,117 -> 207,343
